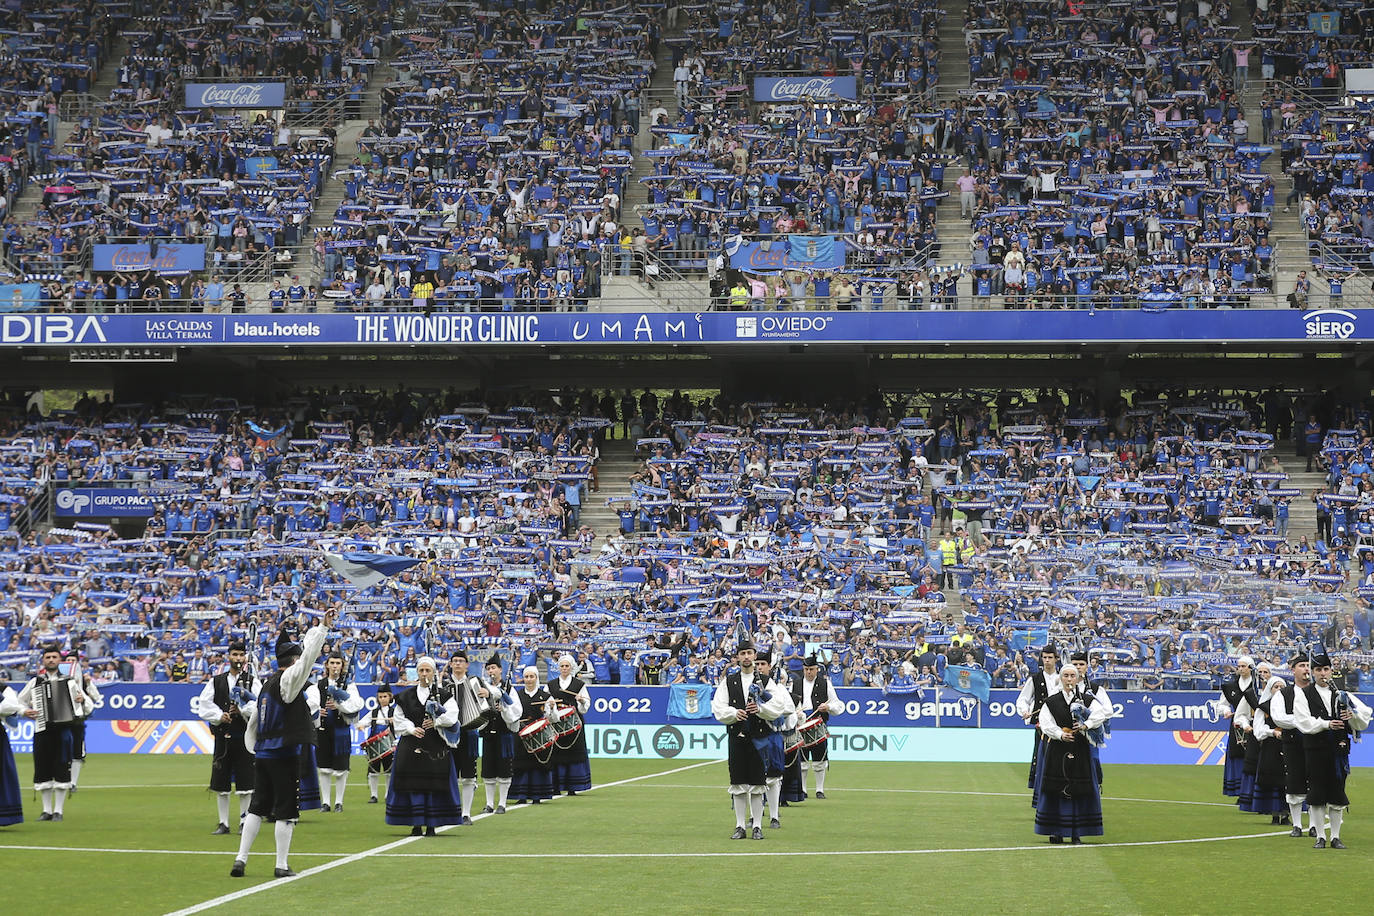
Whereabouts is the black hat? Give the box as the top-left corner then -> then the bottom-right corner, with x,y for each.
376,683 -> 393,695
736,635 -> 755,652
485,655 -> 502,668
275,628 -> 302,664
451,649 -> 469,661
803,655 -> 820,667
1289,652 -> 1309,667
1070,650 -> 1089,663
227,640 -> 247,654
1311,651 -> 1333,669
1040,643 -> 1058,657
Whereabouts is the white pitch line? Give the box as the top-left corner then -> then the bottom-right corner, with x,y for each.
0,846 -> 347,857
637,783 -> 1240,807
324,830 -> 1297,858
161,758 -> 723,916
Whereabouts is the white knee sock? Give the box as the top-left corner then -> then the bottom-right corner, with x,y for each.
237,813 -> 263,863
814,763 -> 827,794
483,779 -> 496,810
274,820 -> 294,870
460,778 -> 476,818
766,777 -> 781,820
1328,807 -> 1344,839
332,772 -> 348,807
497,777 -> 511,808
40,788 -> 53,815
70,759 -> 83,788
318,770 -> 332,808
237,791 -> 252,820
749,793 -> 764,828
217,792 -> 231,825
732,793 -> 749,829
1310,805 -> 1327,839
53,787 -> 68,815
368,772 -> 380,798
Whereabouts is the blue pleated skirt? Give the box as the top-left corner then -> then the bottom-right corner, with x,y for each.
0,730 -> 21,826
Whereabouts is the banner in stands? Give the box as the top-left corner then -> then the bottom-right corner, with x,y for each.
0,283 -> 42,312
753,75 -> 858,101
0,309 -> 1368,347
92,244 -> 206,273
54,488 -> 157,518
185,82 -> 287,108
728,235 -> 846,272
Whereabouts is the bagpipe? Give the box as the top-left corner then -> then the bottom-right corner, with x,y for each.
425,697 -> 464,750
1069,689 -> 1109,749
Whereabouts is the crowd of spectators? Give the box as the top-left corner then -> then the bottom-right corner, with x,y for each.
1,385 -> 1371,697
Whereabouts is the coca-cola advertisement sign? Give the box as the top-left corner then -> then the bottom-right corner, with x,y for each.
753,76 -> 858,102
185,82 -> 287,108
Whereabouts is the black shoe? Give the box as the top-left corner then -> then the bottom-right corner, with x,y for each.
1331,838 -> 1346,849
229,860 -> 246,878
496,806 -> 506,814
411,826 -> 423,837
532,799 -> 541,804
38,812 -> 53,821
1049,836 -> 1063,844
1271,815 -> 1281,825
731,827 -> 747,840
1314,837 -> 1327,849
567,791 -> 577,797
779,800 -> 790,807
770,818 -> 781,829
482,806 -> 494,814
1279,812 -> 1292,824
815,791 -> 826,799
425,827 -> 437,837
321,805 -> 331,813
213,823 -> 230,835
52,813 -> 63,821
369,797 -> 378,804
752,827 -> 764,840
1290,827 -> 1304,837
334,804 -> 343,813
1310,826 -> 1318,837
461,816 -> 473,826
273,868 -> 296,878
1071,837 -> 1083,845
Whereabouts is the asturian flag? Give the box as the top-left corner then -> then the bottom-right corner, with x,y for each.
942,664 -> 992,704
325,551 -> 422,588
668,683 -> 714,719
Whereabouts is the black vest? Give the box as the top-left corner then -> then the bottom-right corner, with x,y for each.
1300,684 -> 1342,751
314,679 -> 351,736
211,671 -> 250,738
1279,685 -> 1303,744
1222,677 -> 1259,713
725,671 -> 772,740
255,670 -> 314,752
551,676 -> 586,708
1030,671 -> 1052,718
791,674 -> 831,717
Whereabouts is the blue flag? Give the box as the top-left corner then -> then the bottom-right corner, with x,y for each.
326,552 -> 423,588
667,682 -> 715,719
942,664 -> 992,704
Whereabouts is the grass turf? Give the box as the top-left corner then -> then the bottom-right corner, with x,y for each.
1,754 -> 1365,914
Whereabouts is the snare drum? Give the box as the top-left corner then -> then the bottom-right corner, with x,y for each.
784,732 -> 803,764
551,704 -> 583,737
799,715 -> 829,747
361,730 -> 395,763
519,717 -> 558,754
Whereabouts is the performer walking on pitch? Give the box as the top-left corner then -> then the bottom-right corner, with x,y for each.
712,637 -> 794,840
17,645 -> 93,822
198,641 -> 260,834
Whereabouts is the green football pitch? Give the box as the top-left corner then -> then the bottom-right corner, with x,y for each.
1,755 -> 1366,914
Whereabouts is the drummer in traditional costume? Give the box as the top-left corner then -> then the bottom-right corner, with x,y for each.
361,684 -> 396,804
445,651 -> 486,825
510,665 -> 555,805
197,640 -> 260,834
712,636 -> 795,840
1270,652 -> 1318,836
17,645 -> 94,822
0,680 -> 24,826
1015,645 -> 1059,806
1216,656 -> 1259,799
480,656 -> 520,814
386,657 -> 463,836
791,655 -> 843,800
549,654 -> 592,796
230,615 -> 333,879
314,651 -> 363,813
1238,662 -> 1288,823
1292,651 -> 1372,849
1033,665 -> 1107,844
756,654 -> 795,828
